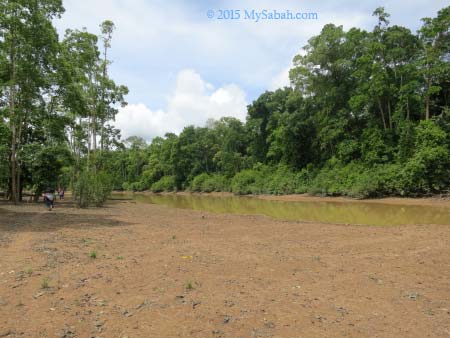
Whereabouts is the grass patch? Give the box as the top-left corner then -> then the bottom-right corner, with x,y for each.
25,267 -> 33,276
185,280 -> 194,291
89,250 -> 97,259
41,277 -> 50,289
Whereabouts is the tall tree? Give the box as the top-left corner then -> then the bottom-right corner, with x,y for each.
0,0 -> 64,203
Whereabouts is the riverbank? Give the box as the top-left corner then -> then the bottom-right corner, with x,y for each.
0,199 -> 449,337
122,190 -> 450,208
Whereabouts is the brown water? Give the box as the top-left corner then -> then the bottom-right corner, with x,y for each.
119,193 -> 450,226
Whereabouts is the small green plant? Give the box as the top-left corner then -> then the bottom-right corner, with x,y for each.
25,267 -> 33,276
116,255 -> 124,260
185,280 -> 194,291
172,235 -> 176,240
41,277 -> 50,289
89,250 -> 97,259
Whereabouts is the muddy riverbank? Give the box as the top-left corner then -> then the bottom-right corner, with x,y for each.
0,198 -> 449,337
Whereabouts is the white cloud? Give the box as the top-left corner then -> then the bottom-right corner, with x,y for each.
269,65 -> 291,90
115,69 -> 248,140
55,0 -> 445,110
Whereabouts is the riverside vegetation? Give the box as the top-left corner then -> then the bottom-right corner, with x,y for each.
1,3 -> 450,204
116,6 -> 450,198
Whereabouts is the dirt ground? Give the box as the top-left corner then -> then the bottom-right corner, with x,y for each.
0,197 -> 450,338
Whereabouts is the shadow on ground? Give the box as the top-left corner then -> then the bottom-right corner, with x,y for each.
0,199 -> 132,234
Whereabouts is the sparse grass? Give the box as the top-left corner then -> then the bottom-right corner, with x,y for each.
116,255 -> 124,260
25,267 -> 33,276
41,277 -> 50,289
172,235 -> 176,240
81,238 -> 93,245
185,280 -> 194,291
89,250 -> 97,259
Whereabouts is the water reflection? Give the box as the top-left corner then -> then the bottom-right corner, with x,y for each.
123,193 -> 450,226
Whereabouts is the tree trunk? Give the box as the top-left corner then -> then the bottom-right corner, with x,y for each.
87,116 -> 91,160
9,51 -> 18,204
387,100 -> 392,129
93,113 -> 97,152
377,98 -> 387,130
406,97 -> 410,120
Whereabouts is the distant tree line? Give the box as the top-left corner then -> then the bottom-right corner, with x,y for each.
113,6 -> 450,198
1,4 -> 449,204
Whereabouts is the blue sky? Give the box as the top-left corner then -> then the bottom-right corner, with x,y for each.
54,0 -> 447,140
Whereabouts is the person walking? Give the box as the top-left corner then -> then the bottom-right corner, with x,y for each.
43,189 -> 55,211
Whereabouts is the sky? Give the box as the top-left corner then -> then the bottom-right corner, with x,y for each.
54,0 -> 447,141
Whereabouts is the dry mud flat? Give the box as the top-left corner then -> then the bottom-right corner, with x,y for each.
0,199 -> 449,338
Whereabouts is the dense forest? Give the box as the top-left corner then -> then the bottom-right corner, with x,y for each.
1,2 -> 450,206
0,0 -> 127,206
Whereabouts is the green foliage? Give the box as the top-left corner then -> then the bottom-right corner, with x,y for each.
107,6 -> 450,199
309,162 -> 402,198
73,170 -> 113,208
41,278 -> 50,289
266,165 -> 312,195
2,4 -> 449,201
190,173 -> 229,192
151,176 -> 176,192
401,120 -> 450,193
231,169 -> 265,195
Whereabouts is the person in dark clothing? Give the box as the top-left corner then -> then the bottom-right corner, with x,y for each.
43,189 -> 55,211
59,188 -> 64,200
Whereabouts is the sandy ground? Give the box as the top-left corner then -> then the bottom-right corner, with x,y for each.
0,197 -> 450,338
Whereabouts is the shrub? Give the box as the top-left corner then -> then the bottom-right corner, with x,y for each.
151,175 -> 176,192
399,120 -> 450,194
128,181 -> 145,192
73,170 -> 113,208
231,169 -> 265,195
266,165 -> 312,194
190,173 -> 230,192
308,162 -> 402,198
190,173 -> 210,192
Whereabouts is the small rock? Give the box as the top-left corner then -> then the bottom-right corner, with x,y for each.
122,310 -> 133,317
33,291 -> 45,299
407,292 -> 419,300
223,315 -> 232,324
264,321 -> 275,329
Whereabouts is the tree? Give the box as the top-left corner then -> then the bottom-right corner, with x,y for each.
418,6 -> 450,120
0,0 -> 64,203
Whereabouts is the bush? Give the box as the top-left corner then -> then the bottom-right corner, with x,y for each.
128,181 -> 145,192
231,169 -> 265,195
266,165 -> 312,194
190,173 -> 230,192
73,170 -> 113,208
190,173 -> 210,192
308,162 -> 402,198
151,176 -> 176,192
399,120 -> 450,194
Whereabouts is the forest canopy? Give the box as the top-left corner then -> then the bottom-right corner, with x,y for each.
1,2 -> 449,203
